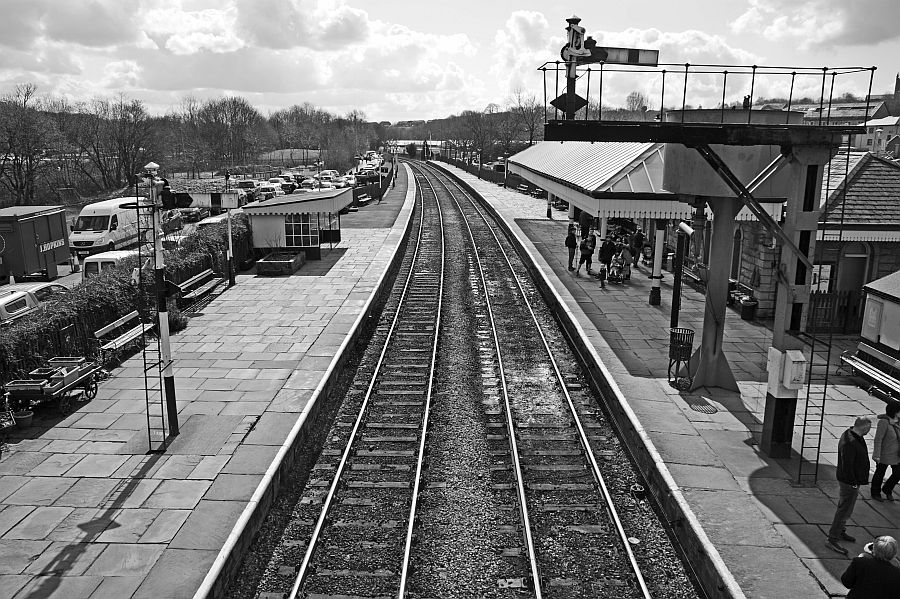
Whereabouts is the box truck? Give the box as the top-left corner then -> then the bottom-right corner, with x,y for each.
0,205 -> 70,284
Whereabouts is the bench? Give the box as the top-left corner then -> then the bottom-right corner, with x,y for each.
177,269 -> 224,309
95,311 -> 155,364
357,193 -> 371,205
516,184 -> 529,194
840,344 -> 900,400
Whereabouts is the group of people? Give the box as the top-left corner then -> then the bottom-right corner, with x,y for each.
564,221 -> 646,285
828,405 -> 900,596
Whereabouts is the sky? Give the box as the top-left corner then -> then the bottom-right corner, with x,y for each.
1,0 -> 899,123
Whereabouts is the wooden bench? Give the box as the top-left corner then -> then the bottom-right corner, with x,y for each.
516,184 -> 529,194
177,269 -> 224,308
357,193 -> 371,205
95,311 -> 155,364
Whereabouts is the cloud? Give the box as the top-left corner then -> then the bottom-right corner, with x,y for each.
233,0 -> 371,50
142,5 -> 245,54
731,0 -> 900,48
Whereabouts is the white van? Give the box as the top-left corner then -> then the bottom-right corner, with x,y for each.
81,249 -> 139,281
69,198 -> 145,259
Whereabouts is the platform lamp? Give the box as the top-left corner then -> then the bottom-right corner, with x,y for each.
142,161 -> 179,437
669,221 -> 694,329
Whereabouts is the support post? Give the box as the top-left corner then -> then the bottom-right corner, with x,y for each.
226,209 -> 235,287
598,215 -> 608,240
150,192 -> 178,437
649,222 -> 665,305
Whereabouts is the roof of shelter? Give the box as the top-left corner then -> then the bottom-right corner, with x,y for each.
864,269 -> 900,301
242,188 -> 352,215
821,151 -> 900,230
864,115 -> 900,128
507,141 -> 665,196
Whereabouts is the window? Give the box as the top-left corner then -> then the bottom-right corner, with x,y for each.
3,297 -> 28,314
284,213 -> 318,247
110,215 -> 118,230
74,215 -> 110,231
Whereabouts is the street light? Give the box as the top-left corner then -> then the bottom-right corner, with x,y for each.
143,161 -> 179,437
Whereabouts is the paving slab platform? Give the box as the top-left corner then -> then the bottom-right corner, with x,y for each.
0,167 -> 416,599
435,162 -> 898,599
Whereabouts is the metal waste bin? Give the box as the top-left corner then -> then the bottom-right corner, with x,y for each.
739,296 -> 758,320
668,327 -> 695,390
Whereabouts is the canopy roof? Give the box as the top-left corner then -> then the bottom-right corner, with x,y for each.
242,188 -> 352,216
864,269 -> 900,302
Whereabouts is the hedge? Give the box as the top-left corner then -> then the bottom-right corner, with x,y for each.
0,213 -> 253,384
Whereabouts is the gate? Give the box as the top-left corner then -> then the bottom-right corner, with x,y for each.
807,290 -> 863,334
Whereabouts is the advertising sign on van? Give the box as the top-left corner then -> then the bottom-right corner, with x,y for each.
39,239 -> 65,252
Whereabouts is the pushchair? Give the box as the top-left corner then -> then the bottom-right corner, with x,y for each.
607,256 -> 625,284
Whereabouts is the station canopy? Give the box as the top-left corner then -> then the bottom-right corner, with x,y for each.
508,141 -> 781,221
242,188 -> 352,216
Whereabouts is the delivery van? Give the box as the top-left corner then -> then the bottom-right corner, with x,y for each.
81,249 -> 139,281
69,198 -> 145,259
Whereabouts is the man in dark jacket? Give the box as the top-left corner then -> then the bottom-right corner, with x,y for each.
827,416 -> 872,555
565,225 -> 577,271
599,237 -> 617,270
841,535 -> 900,598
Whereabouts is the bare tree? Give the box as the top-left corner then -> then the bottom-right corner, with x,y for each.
0,84 -> 62,205
509,87 -> 544,145
625,91 -> 649,113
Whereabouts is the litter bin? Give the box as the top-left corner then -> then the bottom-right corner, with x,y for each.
668,327 -> 695,390
739,296 -> 758,320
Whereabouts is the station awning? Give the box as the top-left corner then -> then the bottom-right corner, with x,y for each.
509,141 -> 781,221
242,188 -> 352,216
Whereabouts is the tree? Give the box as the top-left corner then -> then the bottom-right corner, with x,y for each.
405,142 -> 417,157
625,91 -> 649,113
0,84 -> 62,205
509,88 -> 544,145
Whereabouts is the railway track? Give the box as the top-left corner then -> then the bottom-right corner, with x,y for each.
243,161 -> 698,599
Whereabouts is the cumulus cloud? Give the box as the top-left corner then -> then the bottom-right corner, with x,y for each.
731,0 -> 900,48
233,0 -> 371,50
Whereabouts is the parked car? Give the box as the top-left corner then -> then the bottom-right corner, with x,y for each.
81,249 -> 141,281
69,198 -> 143,258
0,282 -> 69,325
233,179 -> 259,202
320,169 -> 340,178
257,184 -> 283,200
160,209 -> 183,234
344,174 -> 357,187
177,206 -> 211,223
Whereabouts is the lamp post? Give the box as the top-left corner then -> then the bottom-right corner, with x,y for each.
669,221 -> 694,329
144,161 -> 179,437
224,170 -> 235,287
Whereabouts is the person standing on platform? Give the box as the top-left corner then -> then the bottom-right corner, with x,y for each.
870,402 -> 900,501
827,416 -> 873,555
631,228 -> 645,267
575,228 -> 596,276
840,536 -> 900,598
599,237 -> 617,272
578,209 -> 593,239
565,225 -> 577,271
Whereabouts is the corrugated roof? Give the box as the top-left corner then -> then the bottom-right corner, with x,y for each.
508,141 -> 661,195
864,116 -> 900,127
821,152 -> 900,229
864,269 -> 900,301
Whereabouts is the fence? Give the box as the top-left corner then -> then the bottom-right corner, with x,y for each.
807,289 -> 863,334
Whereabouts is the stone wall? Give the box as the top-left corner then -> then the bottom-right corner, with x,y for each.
736,222 -> 780,318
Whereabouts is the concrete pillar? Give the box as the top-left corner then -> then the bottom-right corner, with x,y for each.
568,202 -> 576,221
599,215 -> 608,240
761,146 -> 833,457
689,196 -> 741,391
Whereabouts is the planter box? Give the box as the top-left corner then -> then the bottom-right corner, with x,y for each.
257,252 -> 306,276
48,357 -> 86,368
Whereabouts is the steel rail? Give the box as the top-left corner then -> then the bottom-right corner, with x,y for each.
396,171 -> 446,597
426,162 -> 653,598
413,162 -> 544,597
288,177 -> 443,599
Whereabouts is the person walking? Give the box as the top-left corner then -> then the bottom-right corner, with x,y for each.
619,244 -> 633,281
840,535 -> 900,598
565,225 -> 578,271
871,401 -> 900,501
578,209 -> 593,239
575,228 -> 597,276
827,416 -> 873,555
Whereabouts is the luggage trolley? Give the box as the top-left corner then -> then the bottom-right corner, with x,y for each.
4,356 -> 101,416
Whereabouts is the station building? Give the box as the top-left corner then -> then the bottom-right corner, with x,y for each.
242,188 -> 352,260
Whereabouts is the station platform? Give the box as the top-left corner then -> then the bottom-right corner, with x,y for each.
0,167 -> 416,599
437,163 -> 895,599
